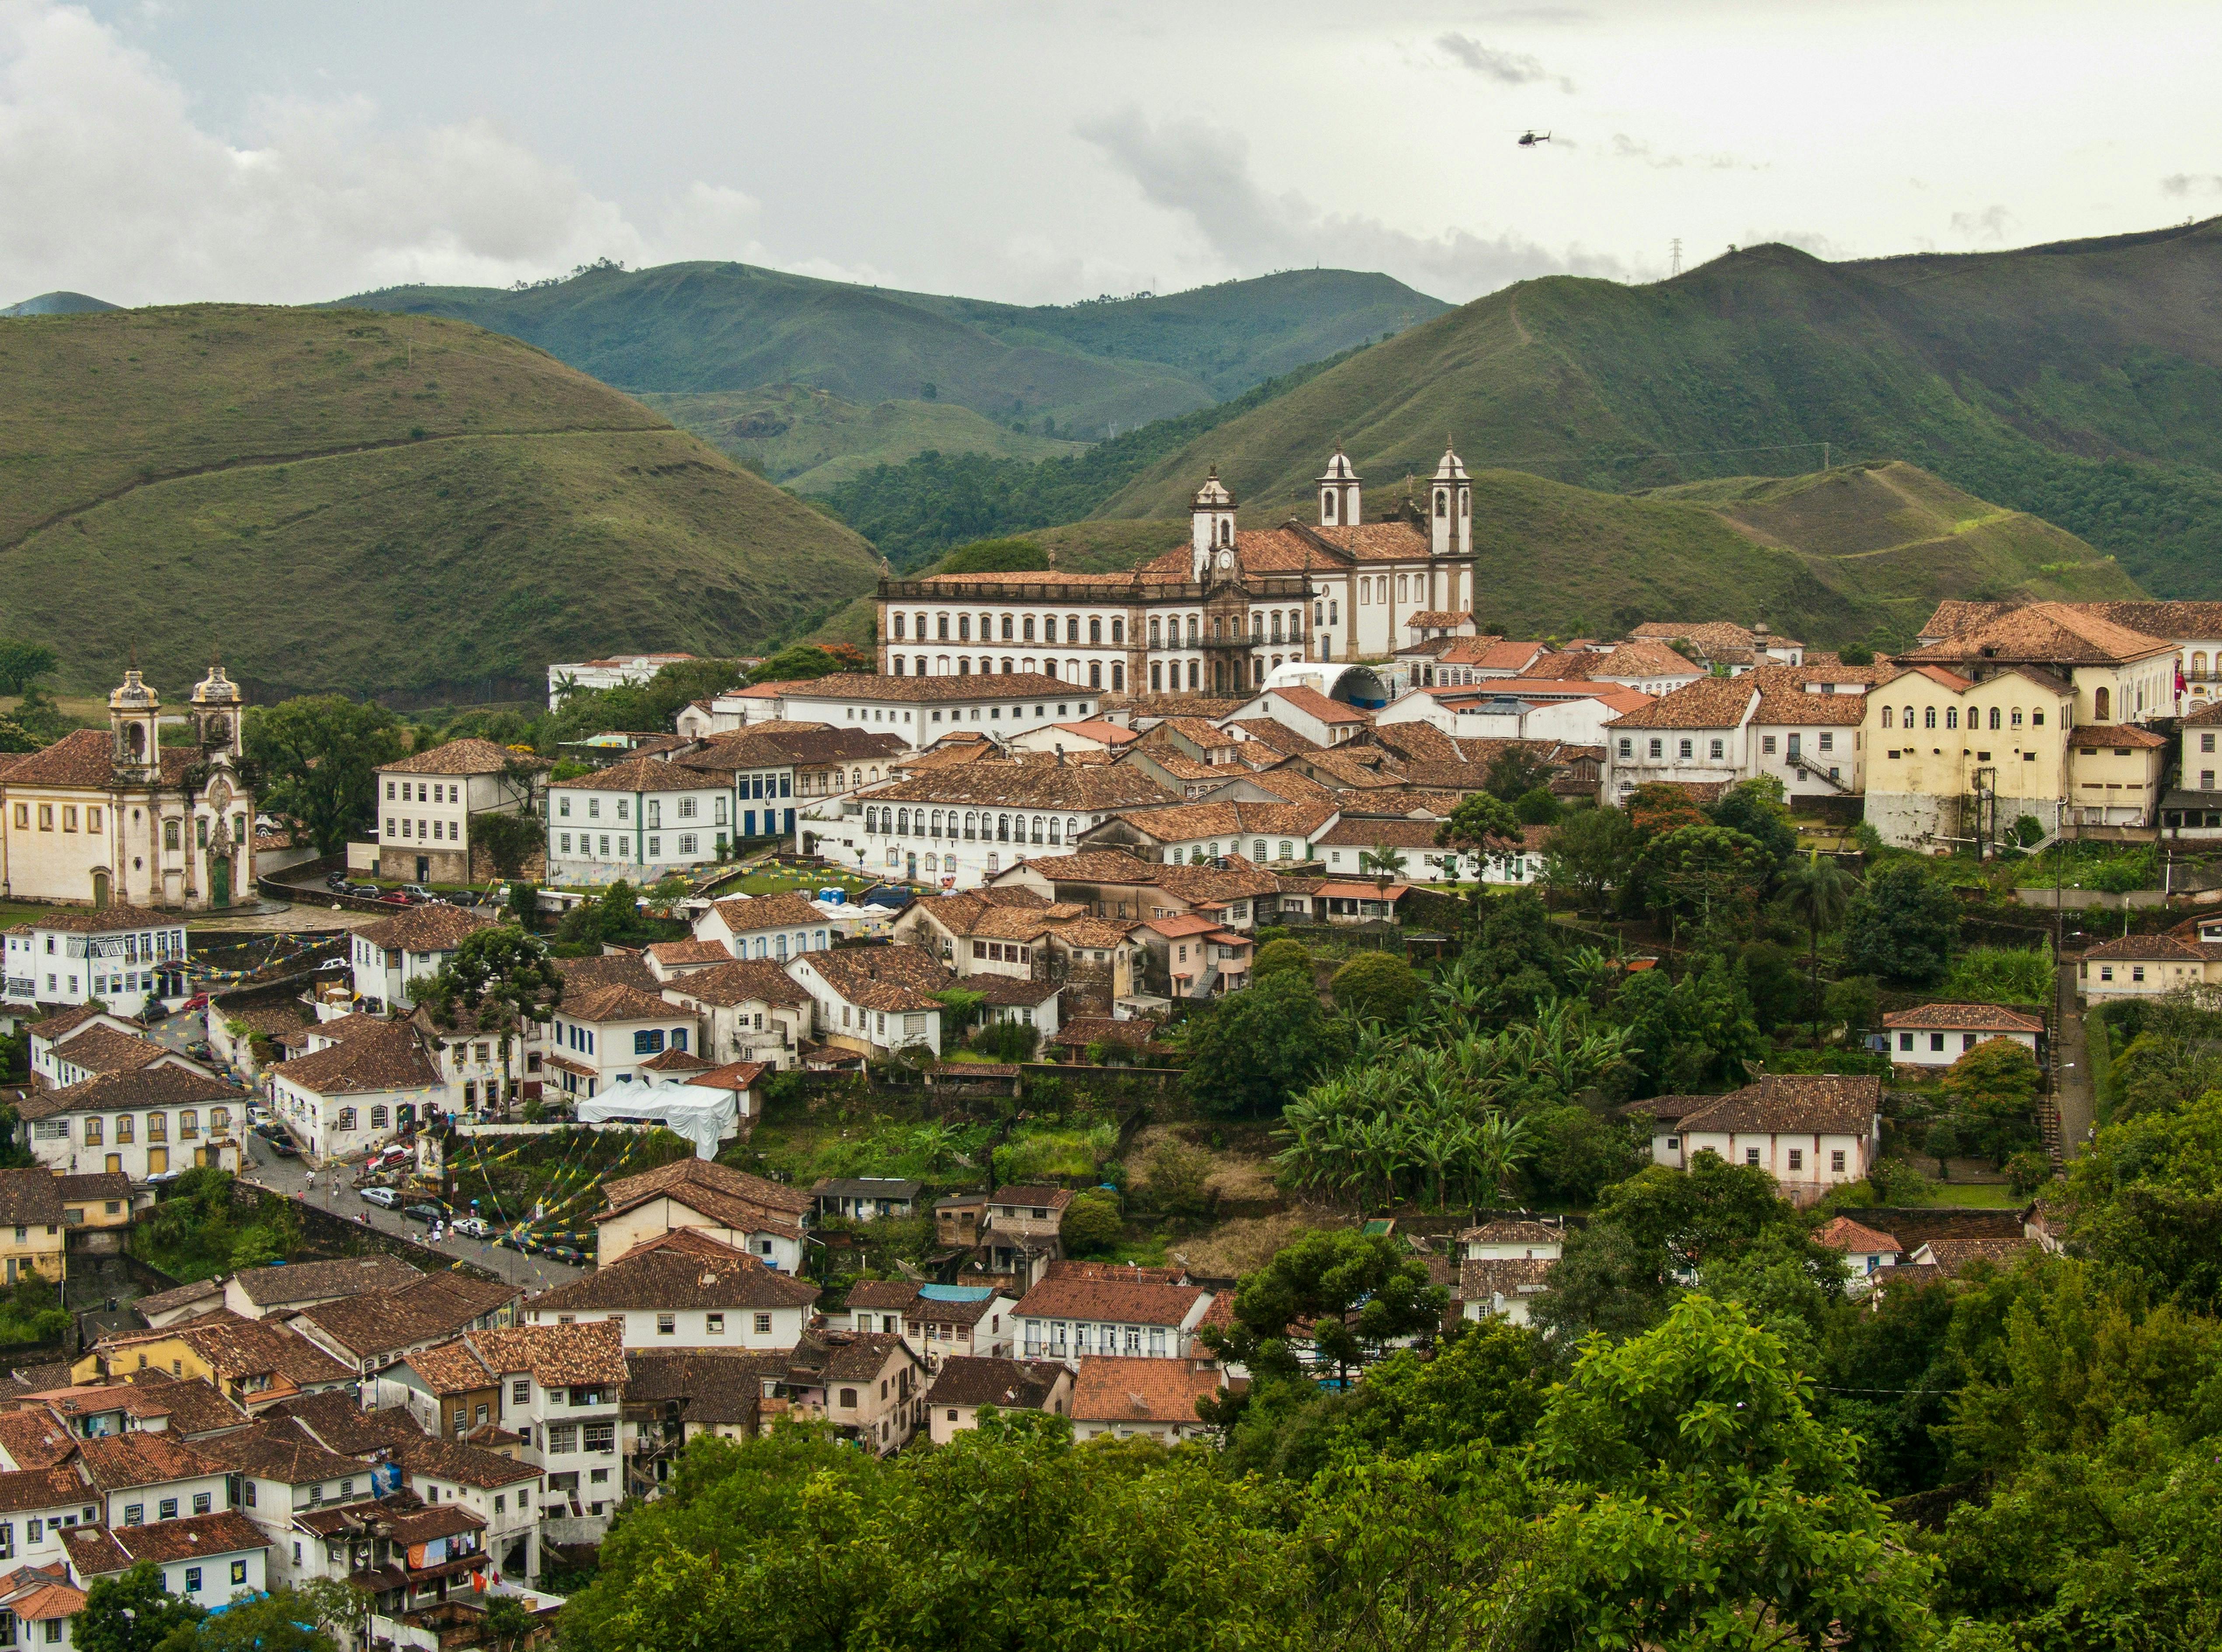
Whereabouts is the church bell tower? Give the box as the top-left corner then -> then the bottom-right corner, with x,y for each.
1191,468 -> 1237,582
1317,444 -> 1361,528
1430,443 -> 1471,559
109,667 -> 161,782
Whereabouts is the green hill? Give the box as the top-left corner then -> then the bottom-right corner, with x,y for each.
810,460 -> 2138,655
336,263 -> 1447,440
2,292 -> 118,318
635,382 -> 1084,490
1091,219 -> 2222,598
0,305 -> 882,704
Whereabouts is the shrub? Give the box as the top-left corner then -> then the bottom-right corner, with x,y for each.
1330,952 -> 1421,1024
2006,1150 -> 2052,1198
969,1020 -> 1041,1062
1060,1190 -> 1123,1256
1143,1138 -> 1216,1220
1942,943 -> 2055,1006
1252,937 -> 1314,983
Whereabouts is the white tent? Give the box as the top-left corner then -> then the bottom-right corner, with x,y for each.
577,1079 -> 739,1159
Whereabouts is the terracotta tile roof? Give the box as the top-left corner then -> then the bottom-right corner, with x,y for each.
0,1569 -> 83,1622
2184,699 -> 2222,727
1263,685 -> 1370,725
39,1024 -> 181,1079
0,1172 -> 63,1230
684,726 -> 908,770
56,1525 -> 131,1576
2070,724 -> 2169,749
111,1374 -> 249,1437
13,903 -> 179,936
0,729 -> 120,787
23,1006 -> 113,1042
1012,850 -> 1162,885
2080,932 -> 2215,962
992,1185 -> 1076,1211
708,892 -> 827,932
76,1430 -> 219,1491
1457,1219 -> 1565,1246
553,951 -> 659,994
0,1467 -> 90,1515
1897,602 -> 2174,666
662,959 -> 809,1010
560,981 -> 684,1024
638,1048 -> 714,1073
1108,799 -> 1336,842
1046,1016 -> 1158,1050
1047,917 -> 1142,949
384,739 -> 545,777
1223,718 -> 1322,757
388,1433 -> 542,1489
645,939 -> 733,967
860,760 -> 1175,811
1604,675 -> 1758,731
1069,1357 -> 1220,1423
0,1411 -> 76,1471
788,672 -> 1073,703
924,1357 -> 1067,1411
192,1416 -> 369,1486
18,1065 -> 244,1123
399,1338 -> 500,1398
1458,1257 -> 1555,1302
231,1256 -> 424,1308
131,1277 -> 226,1320
271,1021 -> 441,1098
786,1329 -> 918,1386
1012,1277 -> 1205,1326
154,1309 -> 357,1388
1881,1003 -> 2045,1033
531,1229 -> 819,1314
257,1393 -> 424,1455
355,904 -> 500,956
618,1350 -> 782,1427
843,1280 -> 921,1312
795,944 -> 955,1013
971,976 -> 1063,1006
1676,1074 -> 1881,1136
601,1156 -> 811,1238
294,1273 -> 519,1364
461,1320 -> 627,1388
1316,817 -> 1445,849
1814,1216 -> 1902,1255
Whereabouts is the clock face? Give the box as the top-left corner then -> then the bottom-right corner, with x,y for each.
1217,549 -> 1234,569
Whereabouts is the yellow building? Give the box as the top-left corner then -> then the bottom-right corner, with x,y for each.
0,665 -> 256,911
0,1170 -> 70,1286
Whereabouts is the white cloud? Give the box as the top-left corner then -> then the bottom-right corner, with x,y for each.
1434,32 -> 1573,91
1076,106 -> 1624,301
0,0 -> 768,303
2161,174 -> 2222,198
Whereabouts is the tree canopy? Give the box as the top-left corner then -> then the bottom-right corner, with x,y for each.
242,695 -> 405,856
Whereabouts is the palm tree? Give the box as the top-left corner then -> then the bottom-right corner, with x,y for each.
1360,842 -> 1410,888
1776,849 -> 1857,1046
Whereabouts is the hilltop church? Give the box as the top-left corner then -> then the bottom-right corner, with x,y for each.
0,664 -> 258,911
875,445 -> 1477,696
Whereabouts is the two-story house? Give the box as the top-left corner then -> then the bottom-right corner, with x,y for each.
922,1357 -> 1073,1445
543,983 -> 703,1103
20,1066 -> 248,1183
521,1229 -> 818,1350
347,905 -> 495,1017
61,1511 -> 268,1610
2,907 -> 191,1018
786,944 -> 951,1062
373,740 -> 549,886
659,959 -> 813,1071
591,1158 -> 813,1274
1012,1275 -> 1215,1365
775,1332 -> 925,1456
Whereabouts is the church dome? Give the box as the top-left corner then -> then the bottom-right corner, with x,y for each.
1191,467 -> 1234,509
109,668 -> 159,711
191,663 -> 241,706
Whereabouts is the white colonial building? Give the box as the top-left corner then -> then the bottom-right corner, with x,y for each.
373,739 -> 547,885
1648,1075 -> 1879,1205
874,448 -> 1479,697
546,757 -> 734,887
3,906 -> 191,1017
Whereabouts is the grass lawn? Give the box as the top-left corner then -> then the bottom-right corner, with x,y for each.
1912,1180 -> 2025,1207
722,863 -> 887,899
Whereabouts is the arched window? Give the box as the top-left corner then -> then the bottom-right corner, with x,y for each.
163,819 -> 180,851
2094,685 -> 2111,721
1089,618 -> 1102,644
1001,657 -> 1014,674
1001,614 -> 1014,640
1278,840 -> 1293,860
1042,660 -> 1057,680
1323,491 -> 1337,522
997,814 -> 1011,842
1048,817 -> 1062,844
2196,651 -> 2209,677
2010,708 -> 2023,727
1989,707 -> 2001,730
964,812 -> 977,839
957,614 -> 971,641
1067,616 -> 1080,643
1089,662 -> 1103,689
957,657 -> 971,675
1219,518 -> 1232,546
1111,618 -> 1124,644
179,1110 -> 198,1139
915,612 -> 927,639
890,658 -> 906,677
979,613 -> 993,639
892,613 -> 906,639
1187,660 -> 1200,690
916,656 -> 928,675
1946,708 -> 1958,729
1435,489 -> 1448,519
1149,618 -> 1162,648
1253,839 -> 1267,861
1023,615 -> 1035,642
1923,707 -> 1937,729
937,614 -> 950,640
1022,657 -> 1035,674
1150,662 -> 1163,691
1882,707 -> 1894,729
1111,663 -> 1125,691
1066,816 -> 1079,842
864,808 -> 878,834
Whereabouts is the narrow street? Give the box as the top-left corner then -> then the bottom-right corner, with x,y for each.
2054,961 -> 2096,1160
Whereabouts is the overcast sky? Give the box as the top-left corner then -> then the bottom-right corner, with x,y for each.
5,0 -> 2219,311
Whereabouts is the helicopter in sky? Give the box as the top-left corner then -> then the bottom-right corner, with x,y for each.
1517,130 -> 1551,147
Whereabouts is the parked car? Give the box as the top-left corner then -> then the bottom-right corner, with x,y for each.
359,1186 -> 399,1208
368,1144 -> 411,1171
265,1135 -> 299,1158
400,884 -> 439,902
402,1201 -> 448,1225
452,1216 -> 492,1239
346,883 -> 382,899
181,993 -> 209,1013
543,1245 -> 587,1267
376,891 -> 412,906
494,1231 -> 536,1254
324,871 -> 351,890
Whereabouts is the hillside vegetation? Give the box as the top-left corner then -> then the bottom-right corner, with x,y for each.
636,382 -> 1084,490
0,305 -> 882,702
1094,219 -> 2222,598
339,262 -> 1445,445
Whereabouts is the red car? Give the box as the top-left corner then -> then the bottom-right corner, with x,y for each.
181,993 -> 209,1013
377,891 -> 411,905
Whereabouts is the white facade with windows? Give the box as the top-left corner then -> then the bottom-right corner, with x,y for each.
543,1001 -> 703,1101
3,912 -> 188,1016
778,675 -> 1097,753
545,761 -> 733,888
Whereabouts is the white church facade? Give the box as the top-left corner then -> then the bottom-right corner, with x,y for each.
0,665 -> 258,912
874,447 -> 1477,698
